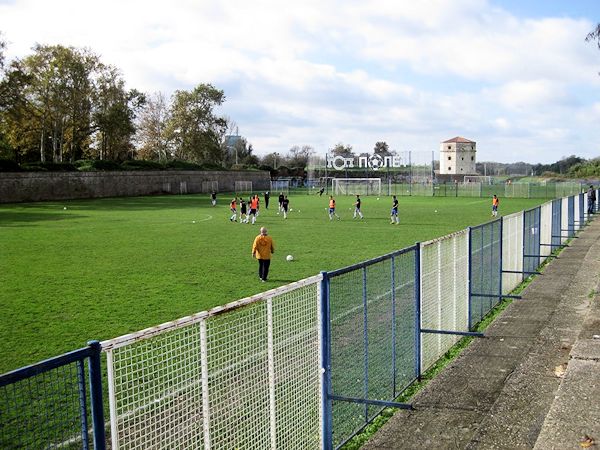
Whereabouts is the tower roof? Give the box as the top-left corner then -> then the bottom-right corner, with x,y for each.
442,136 -> 475,143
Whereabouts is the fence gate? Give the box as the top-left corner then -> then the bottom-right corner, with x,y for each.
323,247 -> 418,449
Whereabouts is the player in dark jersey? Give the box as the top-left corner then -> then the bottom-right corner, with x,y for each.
390,195 -> 399,224
240,198 -> 248,223
278,192 -> 285,214
353,194 -> 364,219
282,196 -> 290,219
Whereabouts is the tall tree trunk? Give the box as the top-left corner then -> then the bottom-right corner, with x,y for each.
40,128 -> 45,163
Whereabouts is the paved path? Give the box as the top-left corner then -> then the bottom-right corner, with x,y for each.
363,218 -> 600,450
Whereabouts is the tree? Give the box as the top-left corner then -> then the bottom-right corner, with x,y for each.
167,83 -> 227,165
93,66 -> 145,161
287,145 -> 314,168
135,92 -> 171,161
373,141 -> 391,156
330,142 -> 354,158
586,24 -> 600,48
0,45 -> 103,162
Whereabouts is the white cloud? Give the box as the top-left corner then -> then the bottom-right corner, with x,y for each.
1,0 -> 600,163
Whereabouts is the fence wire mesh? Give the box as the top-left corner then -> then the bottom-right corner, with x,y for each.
523,207 -> 541,275
469,220 -> 502,328
540,202 -> 553,260
502,212 -> 524,294
328,248 -> 417,448
103,277 -> 322,450
420,231 -> 469,372
0,348 -> 99,450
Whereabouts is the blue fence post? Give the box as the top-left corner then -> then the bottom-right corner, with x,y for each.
467,227 -> 473,331
391,255 -> 397,398
320,272 -> 333,450
362,266 -> 369,422
414,243 -> 422,381
498,219 -> 503,301
87,340 -> 106,450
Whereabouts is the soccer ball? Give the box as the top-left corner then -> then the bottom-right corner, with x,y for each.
377,198 -> 380,201
63,207 -> 67,210
192,220 -> 196,223
434,210 -> 438,213
286,255 -> 294,262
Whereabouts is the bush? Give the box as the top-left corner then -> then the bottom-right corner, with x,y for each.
0,159 -> 22,172
121,160 -> 164,170
21,162 -> 78,172
75,160 -> 123,171
165,160 -> 204,170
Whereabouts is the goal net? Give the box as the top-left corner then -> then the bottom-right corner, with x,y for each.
332,178 -> 381,195
234,181 -> 253,194
271,179 -> 290,194
201,181 -> 218,193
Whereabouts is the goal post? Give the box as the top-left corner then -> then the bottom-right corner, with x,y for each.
270,179 -> 290,194
332,178 -> 382,196
234,181 -> 253,194
201,181 -> 219,193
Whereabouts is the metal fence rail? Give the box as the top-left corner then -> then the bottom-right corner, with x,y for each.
325,247 -> 417,448
469,220 -> 502,328
101,276 -> 323,450
0,341 -> 105,450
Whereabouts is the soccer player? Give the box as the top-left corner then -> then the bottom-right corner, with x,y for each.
229,197 -> 238,222
282,195 -> 290,219
318,187 -> 325,196
587,185 -> 596,215
492,194 -> 499,217
240,198 -> 248,223
264,191 -> 270,209
249,195 -> 259,224
252,227 -> 275,282
328,195 -> 340,220
278,192 -> 285,214
210,191 -> 217,207
353,194 -> 364,219
390,195 -> 399,224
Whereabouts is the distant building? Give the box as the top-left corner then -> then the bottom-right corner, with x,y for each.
439,136 -> 476,175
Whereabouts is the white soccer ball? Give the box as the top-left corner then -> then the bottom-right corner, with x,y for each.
286,255 -> 294,262
290,208 -> 293,211
377,198 -> 380,200
63,207 -> 67,210
192,220 -> 196,223
434,210 -> 438,213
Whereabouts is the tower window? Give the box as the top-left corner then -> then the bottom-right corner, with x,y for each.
448,146 -> 451,150
448,167 -> 452,171
471,156 -> 474,161
448,156 -> 451,161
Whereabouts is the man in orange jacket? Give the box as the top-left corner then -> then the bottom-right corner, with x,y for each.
252,227 -> 275,282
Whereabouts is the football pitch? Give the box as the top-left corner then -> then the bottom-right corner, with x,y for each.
0,193 -> 544,373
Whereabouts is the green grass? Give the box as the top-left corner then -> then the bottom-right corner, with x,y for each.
0,194 -> 544,373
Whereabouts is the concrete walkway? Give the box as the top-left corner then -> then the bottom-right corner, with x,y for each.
363,218 -> 600,450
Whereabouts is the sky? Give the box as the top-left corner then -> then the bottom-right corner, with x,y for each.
1,0 -> 600,164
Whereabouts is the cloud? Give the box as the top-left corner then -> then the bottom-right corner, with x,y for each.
1,0 -> 600,163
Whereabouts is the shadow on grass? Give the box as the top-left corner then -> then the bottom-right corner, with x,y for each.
0,211 -> 89,226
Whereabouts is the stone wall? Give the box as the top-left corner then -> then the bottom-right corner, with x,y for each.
0,170 -> 271,203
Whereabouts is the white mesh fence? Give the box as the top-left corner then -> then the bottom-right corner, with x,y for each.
505,183 -> 530,198
540,202 -> 553,261
419,230 -> 469,372
502,212 -> 524,294
561,197 -> 570,243
332,178 -> 381,196
102,276 -> 323,450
